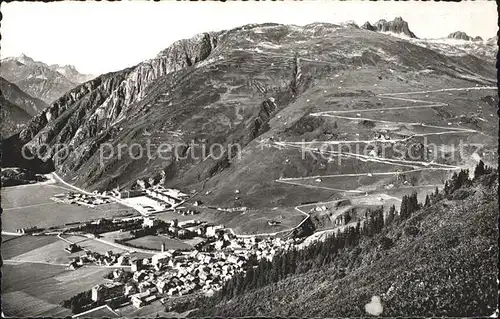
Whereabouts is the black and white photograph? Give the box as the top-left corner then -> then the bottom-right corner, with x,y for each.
0,1 -> 498,317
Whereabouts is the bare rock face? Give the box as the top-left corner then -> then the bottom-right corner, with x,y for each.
1,54 -> 79,103
486,36 -> 497,45
362,17 -> 417,38
361,22 -> 377,32
13,32 -> 221,172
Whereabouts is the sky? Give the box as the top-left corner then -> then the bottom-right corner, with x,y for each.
1,1 -> 497,75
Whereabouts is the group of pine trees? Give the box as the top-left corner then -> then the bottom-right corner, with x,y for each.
400,192 -> 420,220
191,160 -> 495,313
214,205 -> 390,302
216,224 -> 365,302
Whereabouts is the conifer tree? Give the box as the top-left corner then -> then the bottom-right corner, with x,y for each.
424,194 -> 431,207
474,160 -> 486,179
400,195 -> 409,220
386,205 -> 396,225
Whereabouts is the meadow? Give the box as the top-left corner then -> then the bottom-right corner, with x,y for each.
2,262 -> 110,317
1,235 -> 60,259
1,183 -> 135,232
124,235 -> 193,251
154,204 -> 306,236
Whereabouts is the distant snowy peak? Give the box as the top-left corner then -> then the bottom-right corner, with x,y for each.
447,31 -> 483,41
361,17 -> 417,38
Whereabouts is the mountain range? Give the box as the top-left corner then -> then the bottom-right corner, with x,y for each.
4,18 -> 496,213
0,54 -> 94,104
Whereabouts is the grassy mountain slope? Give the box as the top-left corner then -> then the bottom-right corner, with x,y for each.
7,24 -> 496,199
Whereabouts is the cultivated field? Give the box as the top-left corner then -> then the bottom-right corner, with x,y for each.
1,183 -> 136,232
74,237 -> 129,255
124,235 -> 193,251
114,300 -> 170,317
155,204 -> 306,236
2,234 -> 129,264
2,262 -> 111,317
1,235 -> 60,259
100,230 -> 135,242
1,233 -> 21,242
7,238 -> 75,264
72,305 -> 119,318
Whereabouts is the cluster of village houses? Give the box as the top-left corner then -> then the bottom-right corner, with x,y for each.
51,192 -> 113,208
109,186 -> 190,213
15,225 -> 39,234
64,216 -> 227,269
139,216 -> 225,242
68,247 -> 131,270
49,186 -> 298,311
89,235 -> 295,309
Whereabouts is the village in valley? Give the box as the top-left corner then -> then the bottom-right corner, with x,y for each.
5,181 -> 301,317
2,2 -> 497,317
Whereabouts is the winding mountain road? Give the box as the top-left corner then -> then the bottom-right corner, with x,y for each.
271,86 -> 496,244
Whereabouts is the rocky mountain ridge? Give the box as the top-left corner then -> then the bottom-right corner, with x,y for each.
447,31 -> 483,41
1,54 -> 92,103
49,64 -> 95,84
361,17 -> 417,38
357,19 -> 495,61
